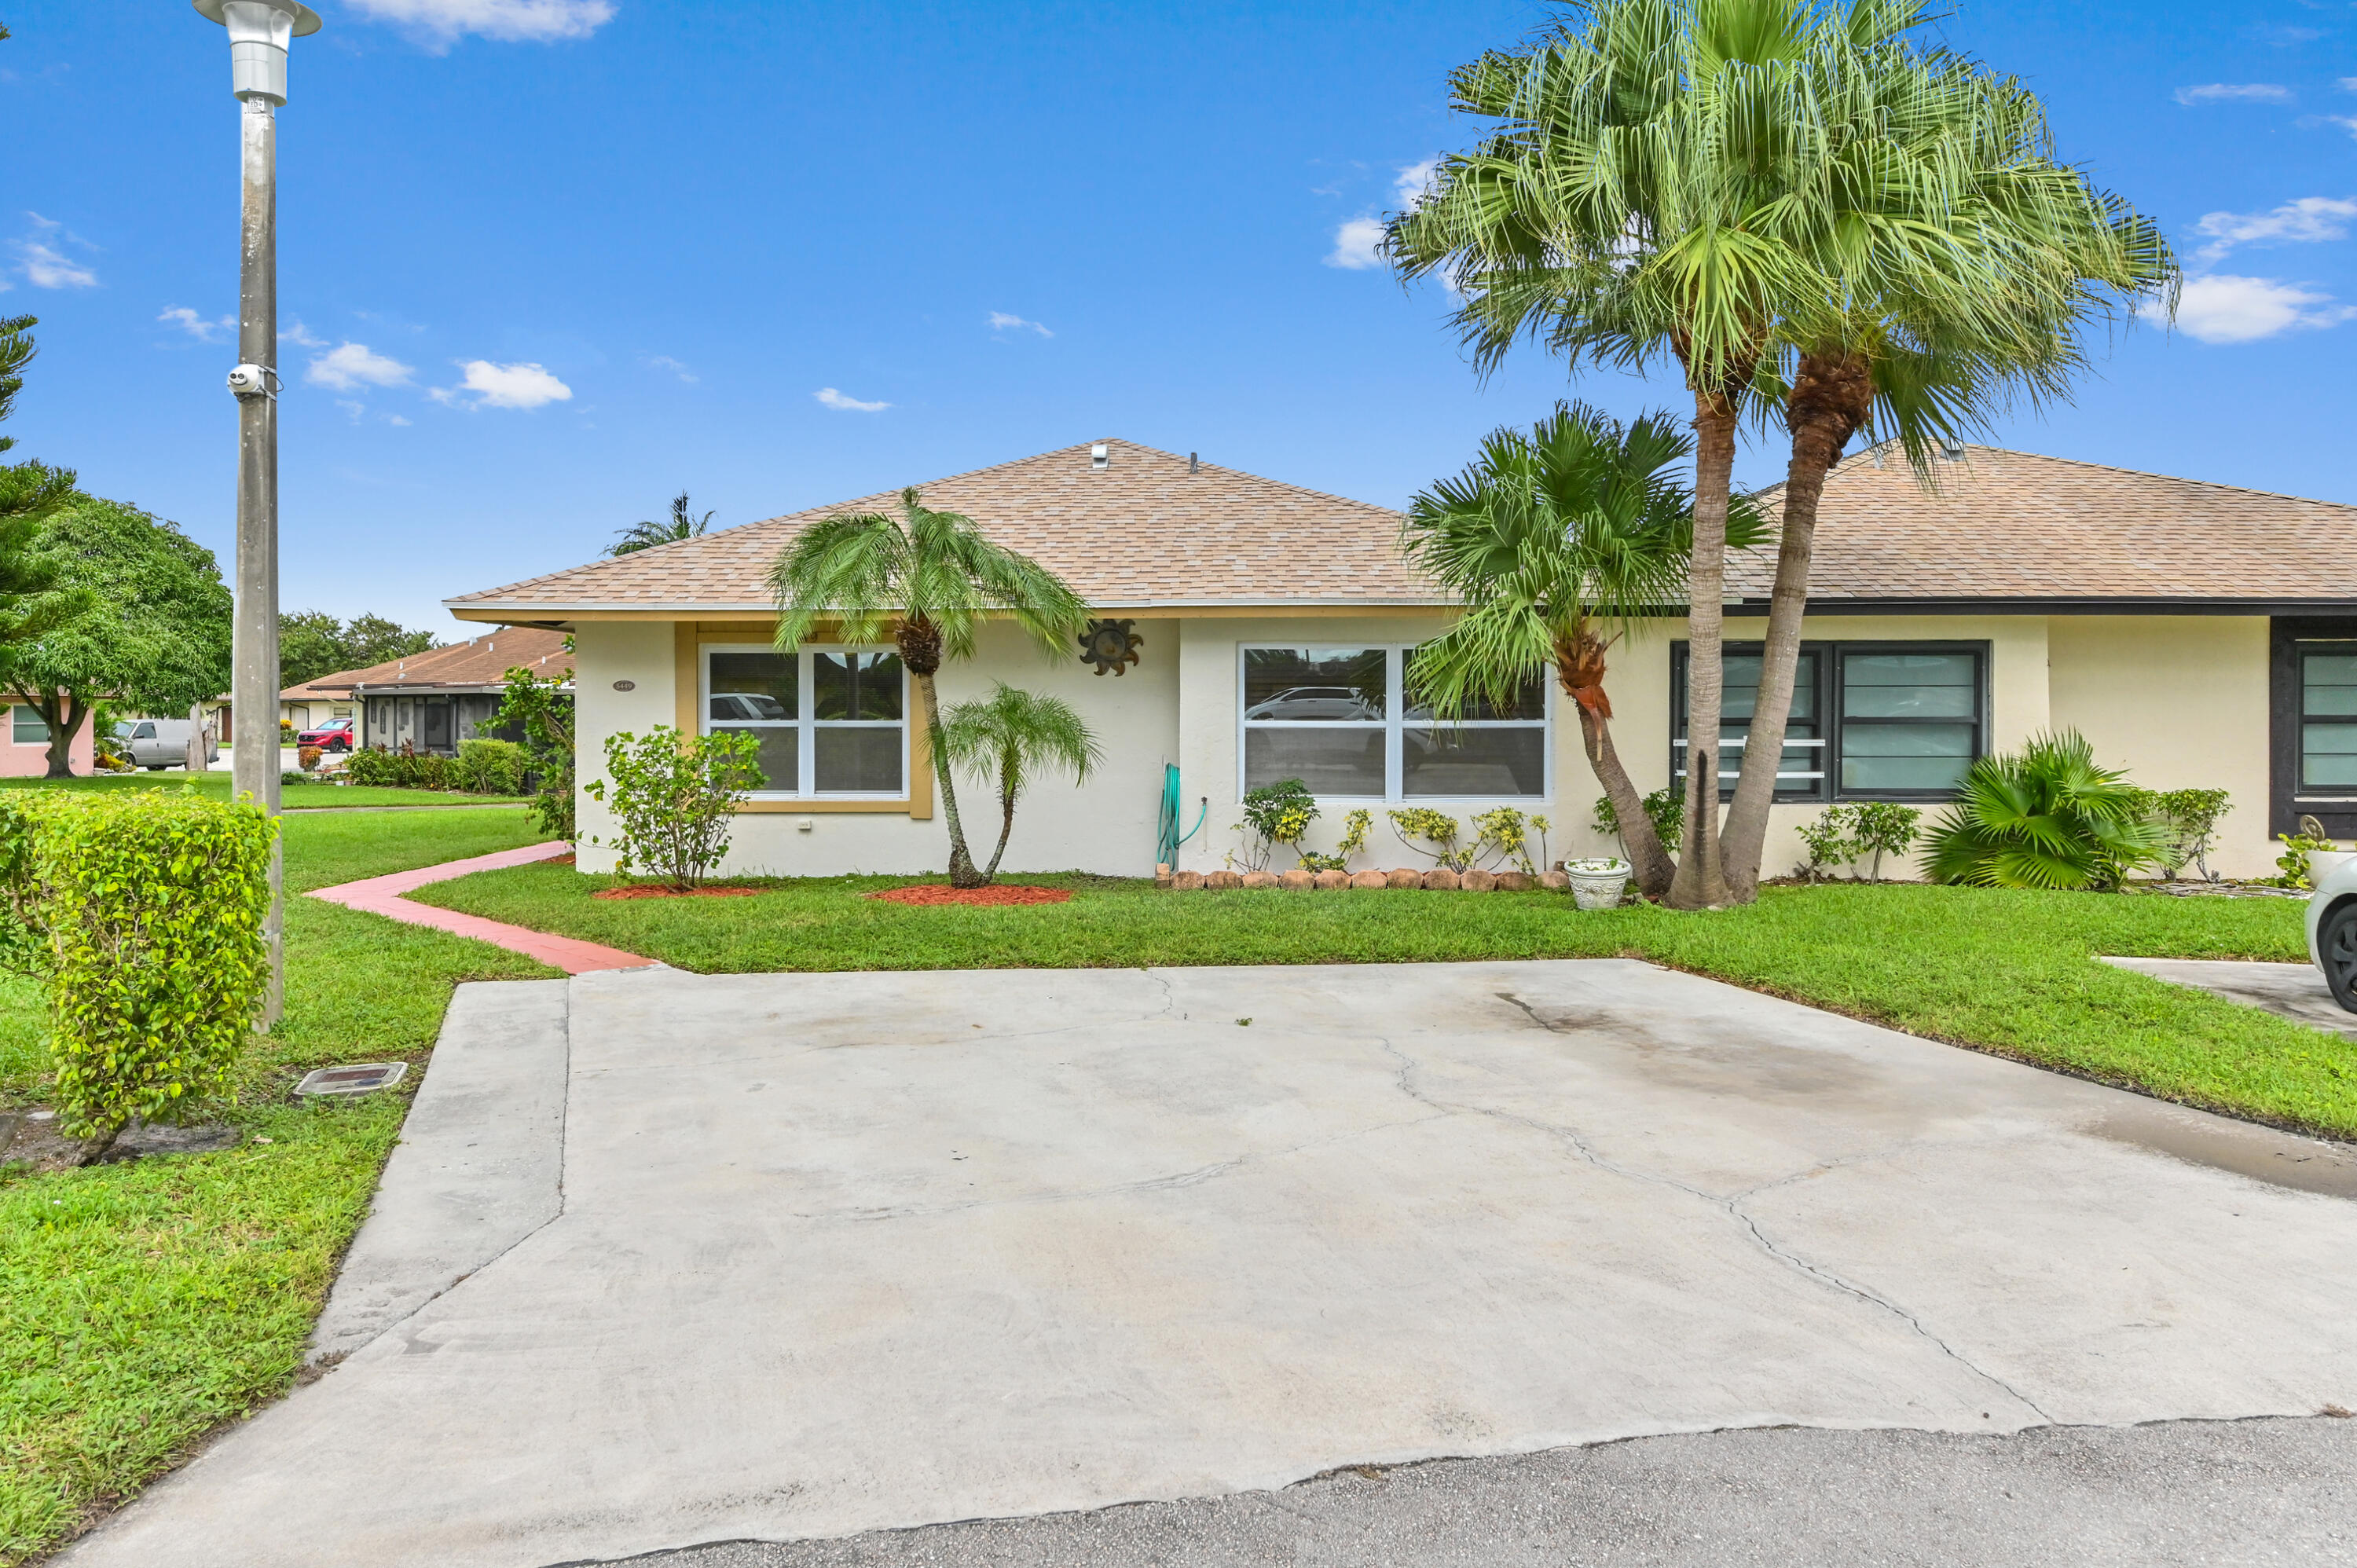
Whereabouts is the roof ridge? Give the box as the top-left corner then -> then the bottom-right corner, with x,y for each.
1811,442 -> 2357,514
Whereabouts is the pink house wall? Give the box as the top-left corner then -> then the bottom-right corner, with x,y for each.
0,702 -> 95,777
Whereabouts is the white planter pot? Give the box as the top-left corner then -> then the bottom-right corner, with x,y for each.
2309,849 -> 2356,885
1565,863 -> 1630,911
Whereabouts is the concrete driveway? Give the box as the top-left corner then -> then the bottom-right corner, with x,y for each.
61,960 -> 2357,1568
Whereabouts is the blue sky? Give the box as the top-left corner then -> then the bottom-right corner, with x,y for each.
4,0 -> 2355,635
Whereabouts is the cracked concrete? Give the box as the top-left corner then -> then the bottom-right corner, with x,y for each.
57,960 -> 2357,1568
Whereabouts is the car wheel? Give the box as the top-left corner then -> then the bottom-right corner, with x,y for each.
145,764 -> 166,771
2323,903 -> 2357,1014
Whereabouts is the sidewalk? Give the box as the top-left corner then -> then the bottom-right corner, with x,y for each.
308,840 -> 657,974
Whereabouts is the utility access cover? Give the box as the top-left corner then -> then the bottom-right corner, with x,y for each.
295,1062 -> 409,1097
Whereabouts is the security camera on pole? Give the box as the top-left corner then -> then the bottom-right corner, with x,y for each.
194,0 -> 320,1027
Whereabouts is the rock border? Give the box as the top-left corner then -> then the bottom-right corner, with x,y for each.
1156,864 -> 1572,893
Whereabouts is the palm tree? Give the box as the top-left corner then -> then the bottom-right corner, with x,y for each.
767,488 -> 1089,888
611,492 -> 715,556
1403,402 -> 1764,899
1388,0 -> 1825,908
938,683 -> 1102,883
1712,20 -> 2176,898
1924,731 -> 2170,891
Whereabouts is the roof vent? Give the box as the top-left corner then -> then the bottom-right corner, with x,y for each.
1189,451 -> 1199,474
1941,437 -> 1967,460
1090,442 -> 1109,470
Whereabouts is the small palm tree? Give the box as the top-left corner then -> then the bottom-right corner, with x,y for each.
611,492 -> 714,556
767,487 -> 1089,888
939,683 -> 1102,882
1402,402 -> 1763,899
1924,731 -> 2171,891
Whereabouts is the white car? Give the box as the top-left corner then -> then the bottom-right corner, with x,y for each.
2305,853 -> 2357,1013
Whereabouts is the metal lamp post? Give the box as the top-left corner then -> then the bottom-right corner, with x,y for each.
194,0 -> 320,1027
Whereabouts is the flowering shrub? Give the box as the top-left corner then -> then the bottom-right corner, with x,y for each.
1388,807 -> 1476,871
1235,778 -> 1317,872
1472,808 -> 1551,874
1299,808 -> 1373,874
297,744 -> 323,773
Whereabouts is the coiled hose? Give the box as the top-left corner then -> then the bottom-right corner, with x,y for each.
1156,763 -> 1207,869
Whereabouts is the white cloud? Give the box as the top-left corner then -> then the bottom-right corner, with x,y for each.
383,412 -> 412,427
1394,157 -> 1439,206
334,398 -> 368,423
814,387 -> 889,412
158,305 -> 236,343
343,0 -> 614,47
281,319 -> 328,348
2174,82 -> 2292,104
987,311 -> 1053,338
2343,78 -> 2357,92
1325,216 -> 1386,270
13,215 -> 97,290
643,354 -> 696,383
432,359 -> 573,409
2191,195 -> 2357,260
2176,273 -> 2357,343
2330,115 -> 2357,140
306,341 -> 416,390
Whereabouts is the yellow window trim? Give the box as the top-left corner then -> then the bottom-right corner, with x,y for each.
673,623 -> 933,819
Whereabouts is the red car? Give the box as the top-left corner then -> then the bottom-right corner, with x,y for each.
298,720 -> 357,752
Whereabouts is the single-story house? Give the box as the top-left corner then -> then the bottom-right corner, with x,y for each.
1,698 -> 93,776
445,438 -> 2357,882
280,673 -> 359,733
307,626 -> 572,755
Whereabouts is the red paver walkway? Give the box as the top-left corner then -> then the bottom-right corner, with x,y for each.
308,840 -> 657,975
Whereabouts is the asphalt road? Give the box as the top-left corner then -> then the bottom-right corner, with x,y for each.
615,1415 -> 2357,1568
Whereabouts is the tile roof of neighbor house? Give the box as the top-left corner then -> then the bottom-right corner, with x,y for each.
313,626 -> 574,693
445,438 -> 2357,619
448,439 -> 1438,614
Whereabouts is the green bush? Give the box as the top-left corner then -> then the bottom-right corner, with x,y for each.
1925,731 -> 2171,892
343,745 -> 396,786
584,726 -> 763,889
1797,802 -> 1923,881
0,790 -> 274,1155
456,737 -> 526,795
1235,778 -> 1316,872
1592,786 -> 1683,855
493,664 -> 576,841
2125,786 -> 2234,880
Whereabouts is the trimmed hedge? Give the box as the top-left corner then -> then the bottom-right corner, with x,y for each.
0,789 -> 275,1149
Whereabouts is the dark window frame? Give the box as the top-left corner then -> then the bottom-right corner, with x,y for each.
2270,617 -> 2357,839
1672,639 -> 1989,804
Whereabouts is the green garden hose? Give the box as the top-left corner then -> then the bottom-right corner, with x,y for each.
1157,763 -> 1207,869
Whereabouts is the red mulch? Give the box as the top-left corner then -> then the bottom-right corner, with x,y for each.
867,885 -> 1073,907
548,853 -> 577,866
591,885 -> 761,900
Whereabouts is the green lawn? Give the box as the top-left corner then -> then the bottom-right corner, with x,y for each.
409,866 -> 2357,1141
0,808 -> 556,1565
0,774 -> 526,810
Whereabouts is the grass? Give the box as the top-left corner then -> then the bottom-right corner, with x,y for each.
0,774 -> 526,810
409,866 -> 2357,1142
0,807 -> 556,1564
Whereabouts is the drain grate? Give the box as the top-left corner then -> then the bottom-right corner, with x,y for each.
294,1062 -> 409,1097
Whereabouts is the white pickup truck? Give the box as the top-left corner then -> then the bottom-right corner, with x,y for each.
116,718 -> 219,771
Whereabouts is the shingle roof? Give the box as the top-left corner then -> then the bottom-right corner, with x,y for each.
281,666 -> 370,702
1732,445 -> 2357,608
447,438 -> 1436,614
328,626 -> 573,692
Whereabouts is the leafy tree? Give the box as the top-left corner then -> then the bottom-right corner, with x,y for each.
611,492 -> 715,556
767,486 -> 1090,888
1924,731 -> 2169,892
0,317 -> 86,690
938,682 -> 1100,882
584,726 -> 764,890
493,660 -> 577,841
0,311 -> 36,452
1399,402 -> 1762,899
279,609 -> 438,688
5,495 -> 232,777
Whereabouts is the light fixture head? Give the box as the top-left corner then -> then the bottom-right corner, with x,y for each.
192,0 -> 323,105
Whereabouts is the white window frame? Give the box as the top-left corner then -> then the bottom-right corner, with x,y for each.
12,705 -> 49,746
1236,643 -> 1551,803
701,643 -> 910,800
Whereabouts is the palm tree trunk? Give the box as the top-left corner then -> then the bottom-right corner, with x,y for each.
916,671 -> 986,888
984,775 -> 1017,881
1722,352 -> 1872,902
1557,626 -> 1673,898
1668,387 -> 1739,910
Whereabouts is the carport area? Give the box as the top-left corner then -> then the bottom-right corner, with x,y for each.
61,959 -> 2357,1568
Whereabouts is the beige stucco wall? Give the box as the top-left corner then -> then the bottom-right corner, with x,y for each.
2049,616 -> 2272,879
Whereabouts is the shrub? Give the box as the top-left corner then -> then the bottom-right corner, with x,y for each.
344,745 -> 397,786
2271,830 -> 2333,891
493,663 -> 577,841
1472,807 -> 1551,874
298,744 -> 323,772
0,791 -> 274,1158
1388,807 -> 1477,871
456,737 -> 526,796
1800,803 -> 1923,881
1235,778 -> 1317,872
278,718 -> 295,743
2126,787 -> 2233,881
584,725 -> 764,889
1593,786 -> 1683,855
1924,731 -> 2172,892
1299,808 -> 1373,874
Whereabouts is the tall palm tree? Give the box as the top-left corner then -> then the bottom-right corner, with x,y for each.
610,492 -> 715,557
1402,403 -> 1764,899
1388,0 -> 1824,908
1714,16 -> 2176,898
767,488 -> 1089,888
939,683 -> 1102,883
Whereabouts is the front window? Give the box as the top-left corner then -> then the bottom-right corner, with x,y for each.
2300,648 -> 2357,794
1240,644 -> 1547,800
702,645 -> 907,797
14,707 -> 50,745
1673,640 -> 1986,801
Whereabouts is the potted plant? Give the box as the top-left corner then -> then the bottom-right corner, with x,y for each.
1564,856 -> 1631,910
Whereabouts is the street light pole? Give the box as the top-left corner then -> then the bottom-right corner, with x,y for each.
195,0 -> 320,1028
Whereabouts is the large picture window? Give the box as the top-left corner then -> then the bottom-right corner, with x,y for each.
1673,640 -> 1987,801
1240,645 -> 1547,800
702,645 -> 907,797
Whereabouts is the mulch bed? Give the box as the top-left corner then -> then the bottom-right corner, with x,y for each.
548,853 -> 576,866
867,885 -> 1074,907
591,885 -> 761,900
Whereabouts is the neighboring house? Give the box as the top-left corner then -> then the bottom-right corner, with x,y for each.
280,672 -> 361,733
317,627 -> 573,755
0,697 -> 92,777
445,438 -> 2357,881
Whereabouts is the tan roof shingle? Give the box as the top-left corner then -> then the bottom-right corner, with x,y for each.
329,626 -> 573,691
